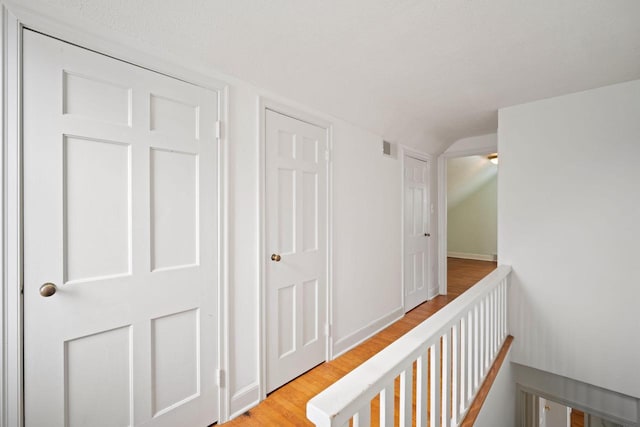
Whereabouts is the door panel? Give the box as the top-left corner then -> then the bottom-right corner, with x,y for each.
23,30 -> 219,427
266,110 -> 327,392
64,136 -> 131,282
404,155 -> 432,312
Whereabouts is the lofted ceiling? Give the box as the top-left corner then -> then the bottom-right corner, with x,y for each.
447,155 -> 497,210
24,0 -> 640,153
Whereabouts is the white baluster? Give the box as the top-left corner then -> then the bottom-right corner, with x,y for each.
442,331 -> 451,427
467,310 -> 474,407
452,322 -> 461,424
380,384 -> 394,427
416,352 -> 428,427
492,289 -> 497,355
499,280 -> 505,341
491,288 -> 500,360
400,365 -> 413,427
353,402 -> 370,427
484,296 -> 490,370
498,281 -> 503,342
430,343 -> 441,427
503,280 -> 507,339
503,279 -> 508,338
490,294 -> 495,360
473,305 -> 480,392
481,298 -> 487,372
460,316 -> 467,414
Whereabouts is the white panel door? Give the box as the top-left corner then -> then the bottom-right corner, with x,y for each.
23,30 -> 219,427
265,110 -> 327,392
540,399 -> 569,427
404,155 -> 432,312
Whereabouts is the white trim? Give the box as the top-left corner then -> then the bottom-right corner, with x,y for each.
331,307 -> 404,359
0,3 -> 231,424
437,155 -> 447,296
217,84 -> 231,423
229,383 -> 260,419
257,98 -> 267,401
399,146 -> 434,312
257,97 -> 333,400
448,252 -> 497,262
437,144 -> 497,297
2,5 -> 23,427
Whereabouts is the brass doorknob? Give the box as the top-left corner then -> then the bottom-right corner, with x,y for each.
39,282 -> 57,297
271,254 -> 281,262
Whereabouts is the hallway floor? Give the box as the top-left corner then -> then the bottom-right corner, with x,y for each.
221,258 -> 497,426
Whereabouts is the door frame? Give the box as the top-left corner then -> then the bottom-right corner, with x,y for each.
258,98 -> 333,400
0,3 -> 230,425
436,145 -> 497,297
400,147 -> 434,311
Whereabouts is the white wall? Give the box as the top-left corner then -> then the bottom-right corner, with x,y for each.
0,1 -> 442,421
330,126 -> 405,356
474,349 -> 516,427
499,79 -> 640,398
448,170 -> 497,258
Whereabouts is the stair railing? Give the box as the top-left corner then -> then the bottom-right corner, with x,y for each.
307,265 -> 512,427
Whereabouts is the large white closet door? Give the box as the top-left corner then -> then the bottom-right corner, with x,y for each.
265,110 -> 328,393
23,30 -> 219,427
404,155 -> 432,312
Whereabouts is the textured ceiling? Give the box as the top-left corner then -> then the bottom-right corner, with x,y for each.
25,0 -> 640,153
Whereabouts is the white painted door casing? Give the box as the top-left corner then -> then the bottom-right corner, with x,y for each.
403,155 -> 431,312
23,30 -> 219,427
265,110 -> 328,393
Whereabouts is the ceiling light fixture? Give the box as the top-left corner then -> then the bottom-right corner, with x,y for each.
488,153 -> 498,165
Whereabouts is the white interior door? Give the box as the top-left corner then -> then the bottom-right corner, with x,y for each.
540,398 -> 569,427
265,110 -> 327,393
404,155 -> 432,312
23,30 -> 219,427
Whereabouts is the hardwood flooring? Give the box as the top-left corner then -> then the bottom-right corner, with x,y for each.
447,257 -> 498,299
571,409 -> 585,427
221,258 -> 497,426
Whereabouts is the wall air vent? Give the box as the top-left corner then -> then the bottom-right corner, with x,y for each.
382,140 -> 396,158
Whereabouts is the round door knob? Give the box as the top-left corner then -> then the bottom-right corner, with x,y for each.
39,282 -> 57,297
271,254 -> 282,262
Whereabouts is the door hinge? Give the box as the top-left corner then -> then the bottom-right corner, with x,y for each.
215,120 -> 223,140
325,323 -> 331,337
325,150 -> 330,161
217,369 -> 225,387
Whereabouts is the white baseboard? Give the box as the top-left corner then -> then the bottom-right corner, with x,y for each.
229,382 -> 260,420
331,306 -> 404,359
448,251 -> 497,262
428,286 -> 440,299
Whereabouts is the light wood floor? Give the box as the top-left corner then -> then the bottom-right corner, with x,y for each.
221,258 -> 497,426
446,257 -> 497,299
